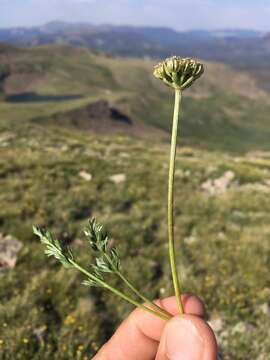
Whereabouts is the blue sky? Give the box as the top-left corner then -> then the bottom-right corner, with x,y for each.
1,0 -> 270,30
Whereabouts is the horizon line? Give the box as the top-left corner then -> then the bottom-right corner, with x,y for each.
0,20 -> 266,33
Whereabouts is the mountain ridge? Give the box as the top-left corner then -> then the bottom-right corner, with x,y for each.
0,22 -> 268,68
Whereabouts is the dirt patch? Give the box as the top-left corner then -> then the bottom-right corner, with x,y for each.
0,44 -> 48,95
35,99 -> 168,139
3,73 -> 48,95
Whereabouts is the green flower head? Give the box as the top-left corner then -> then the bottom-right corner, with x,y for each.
153,56 -> 204,90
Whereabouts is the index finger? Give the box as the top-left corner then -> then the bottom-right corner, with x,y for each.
93,294 -> 205,360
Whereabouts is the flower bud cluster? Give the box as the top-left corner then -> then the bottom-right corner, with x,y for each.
153,56 -> 204,90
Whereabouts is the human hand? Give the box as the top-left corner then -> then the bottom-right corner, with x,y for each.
93,294 -> 217,359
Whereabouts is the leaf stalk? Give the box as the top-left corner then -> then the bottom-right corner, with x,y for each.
70,259 -> 171,321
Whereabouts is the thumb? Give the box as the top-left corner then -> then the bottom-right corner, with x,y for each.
156,314 -> 218,360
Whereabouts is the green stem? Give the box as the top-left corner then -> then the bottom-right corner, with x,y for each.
117,269 -> 171,318
168,89 -> 184,314
102,252 -> 171,318
70,260 -> 171,321
117,272 -> 172,317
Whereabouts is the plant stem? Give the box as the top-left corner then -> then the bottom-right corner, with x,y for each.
168,89 -> 184,314
116,269 -> 172,318
70,260 -> 171,321
102,252 -> 171,318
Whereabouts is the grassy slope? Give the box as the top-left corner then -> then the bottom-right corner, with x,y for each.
1,44 -> 270,152
1,119 -> 270,359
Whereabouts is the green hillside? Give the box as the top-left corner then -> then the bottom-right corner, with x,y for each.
1,44 -> 270,152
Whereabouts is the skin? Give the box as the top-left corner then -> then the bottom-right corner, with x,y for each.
93,294 -> 218,360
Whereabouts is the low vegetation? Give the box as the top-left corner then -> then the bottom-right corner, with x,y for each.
0,118 -> 270,359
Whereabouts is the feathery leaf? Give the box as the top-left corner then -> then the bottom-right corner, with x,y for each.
33,225 -> 74,268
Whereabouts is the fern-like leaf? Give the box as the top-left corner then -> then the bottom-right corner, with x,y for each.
84,218 -> 109,252
33,225 -> 74,268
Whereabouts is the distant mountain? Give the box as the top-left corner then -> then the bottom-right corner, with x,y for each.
0,22 -> 268,68
197,29 -> 262,39
39,21 -> 93,33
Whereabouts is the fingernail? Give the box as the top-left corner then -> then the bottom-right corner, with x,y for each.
165,317 -> 205,360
